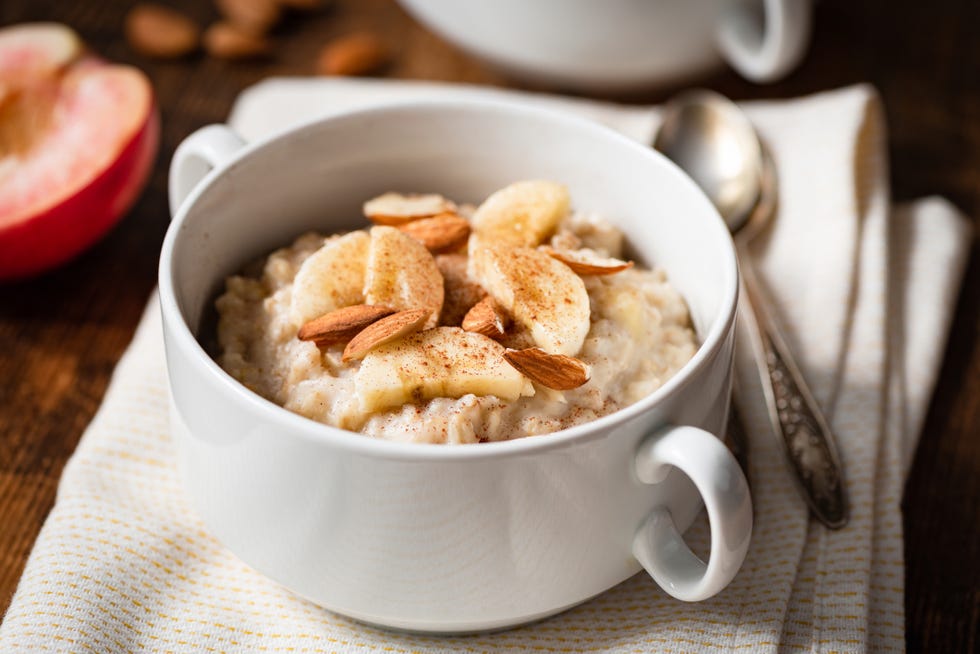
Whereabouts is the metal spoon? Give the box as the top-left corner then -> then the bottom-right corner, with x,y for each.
654,90 -> 849,529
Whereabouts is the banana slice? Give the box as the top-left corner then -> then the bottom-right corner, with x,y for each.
469,244 -> 590,356
363,226 -> 444,328
355,327 -> 533,412
470,180 -> 569,248
289,230 -> 370,326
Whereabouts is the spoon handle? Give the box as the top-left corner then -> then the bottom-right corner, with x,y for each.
738,250 -> 849,529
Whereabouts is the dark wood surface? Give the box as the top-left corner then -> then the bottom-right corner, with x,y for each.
1,1 -> 978,651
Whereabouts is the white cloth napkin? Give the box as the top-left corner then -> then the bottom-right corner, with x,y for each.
0,80 -> 970,653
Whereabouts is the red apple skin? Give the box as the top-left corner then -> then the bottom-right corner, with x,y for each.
0,94 -> 160,281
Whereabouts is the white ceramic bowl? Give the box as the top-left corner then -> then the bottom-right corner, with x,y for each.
161,100 -> 749,633
397,0 -> 812,91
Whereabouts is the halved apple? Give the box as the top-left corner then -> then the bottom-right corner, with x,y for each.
0,23 -> 159,280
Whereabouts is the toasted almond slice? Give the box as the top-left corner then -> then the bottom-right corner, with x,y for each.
343,308 -> 430,361
541,246 -> 634,276
396,212 -> 471,254
503,347 -> 590,390
462,297 -> 509,339
297,304 -> 396,345
363,192 -> 456,226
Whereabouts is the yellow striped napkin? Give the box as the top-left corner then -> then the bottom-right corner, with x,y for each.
0,81 -> 970,653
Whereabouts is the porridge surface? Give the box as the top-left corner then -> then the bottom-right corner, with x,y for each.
216,188 -> 697,444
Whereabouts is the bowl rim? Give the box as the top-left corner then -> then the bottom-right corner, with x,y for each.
160,97 -> 739,461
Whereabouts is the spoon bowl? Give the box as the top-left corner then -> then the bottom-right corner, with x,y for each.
654,90 -> 764,234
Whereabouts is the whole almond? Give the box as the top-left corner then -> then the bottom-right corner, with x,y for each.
503,348 -> 591,390
125,4 -> 200,59
216,0 -> 281,34
462,297 -> 509,339
204,22 -> 271,59
396,213 -> 470,254
541,246 -> 634,276
343,309 -> 430,361
298,304 -> 396,345
317,32 -> 389,76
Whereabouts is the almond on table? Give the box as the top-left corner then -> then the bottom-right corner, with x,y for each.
125,4 -> 200,59
276,0 -> 325,9
214,180 -> 698,444
317,32 -> 389,77
215,0 -> 281,35
203,22 -> 271,60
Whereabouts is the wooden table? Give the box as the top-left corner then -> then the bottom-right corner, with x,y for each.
1,1 -> 977,650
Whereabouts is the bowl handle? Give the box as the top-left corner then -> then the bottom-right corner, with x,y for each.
716,0 -> 812,83
169,124 -> 247,220
632,425 -> 752,601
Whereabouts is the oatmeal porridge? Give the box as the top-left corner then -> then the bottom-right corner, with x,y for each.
215,180 -> 698,444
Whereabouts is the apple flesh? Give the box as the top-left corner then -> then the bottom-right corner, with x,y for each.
0,22 -> 81,92
0,24 -> 159,280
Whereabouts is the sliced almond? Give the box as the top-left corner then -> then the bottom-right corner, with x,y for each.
503,347 -> 590,390
396,212 -> 470,254
297,304 -> 395,345
343,308 -> 430,361
541,246 -> 634,276
363,192 -> 456,226
462,297 -> 509,340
